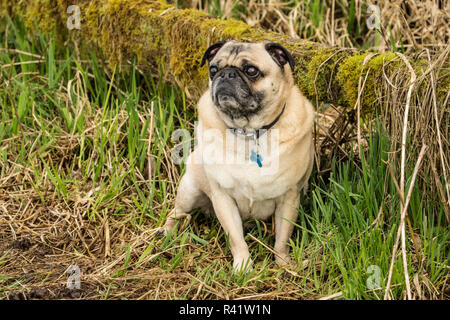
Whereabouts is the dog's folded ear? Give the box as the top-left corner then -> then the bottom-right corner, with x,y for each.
265,42 -> 295,72
200,40 -> 228,67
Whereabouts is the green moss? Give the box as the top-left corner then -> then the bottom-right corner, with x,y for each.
141,6 -> 270,96
295,47 -> 349,106
438,71 -> 450,108
336,52 -> 398,118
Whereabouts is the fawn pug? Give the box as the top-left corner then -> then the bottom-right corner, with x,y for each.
159,40 -> 314,272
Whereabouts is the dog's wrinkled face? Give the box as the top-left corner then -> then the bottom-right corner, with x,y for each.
201,40 -> 295,128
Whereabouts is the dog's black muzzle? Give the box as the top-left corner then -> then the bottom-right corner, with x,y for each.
212,67 -> 250,108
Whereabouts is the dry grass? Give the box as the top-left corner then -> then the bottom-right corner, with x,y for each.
190,0 -> 449,53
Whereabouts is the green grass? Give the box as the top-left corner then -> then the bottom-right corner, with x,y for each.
0,18 -> 448,300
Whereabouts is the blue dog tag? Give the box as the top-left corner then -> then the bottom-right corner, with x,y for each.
250,151 -> 263,168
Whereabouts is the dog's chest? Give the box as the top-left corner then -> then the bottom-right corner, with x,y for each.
200,131 -> 294,219
213,163 -> 286,196
205,158 -> 290,220
225,167 -> 282,220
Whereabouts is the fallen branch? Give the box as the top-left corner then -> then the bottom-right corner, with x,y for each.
1,0 -> 448,119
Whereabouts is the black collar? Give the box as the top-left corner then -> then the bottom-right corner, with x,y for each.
230,104 -> 286,140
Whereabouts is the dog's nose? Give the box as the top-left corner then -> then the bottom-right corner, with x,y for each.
221,69 -> 237,79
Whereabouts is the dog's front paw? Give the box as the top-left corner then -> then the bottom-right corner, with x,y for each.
275,254 -> 292,267
274,250 -> 293,267
232,256 -> 253,274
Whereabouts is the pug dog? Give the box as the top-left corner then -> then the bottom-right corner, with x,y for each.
159,40 -> 314,272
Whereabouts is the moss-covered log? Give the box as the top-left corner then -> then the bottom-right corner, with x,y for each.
1,0 -> 448,116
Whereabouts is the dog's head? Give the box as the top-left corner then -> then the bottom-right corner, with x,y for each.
201,40 -> 295,128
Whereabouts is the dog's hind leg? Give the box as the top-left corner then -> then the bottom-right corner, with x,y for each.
273,188 -> 300,266
158,170 -> 202,236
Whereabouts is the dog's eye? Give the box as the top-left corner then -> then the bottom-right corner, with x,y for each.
244,66 -> 259,78
210,66 -> 218,78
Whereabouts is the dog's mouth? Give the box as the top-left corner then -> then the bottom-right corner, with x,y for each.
211,77 -> 262,120
215,90 -> 240,109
